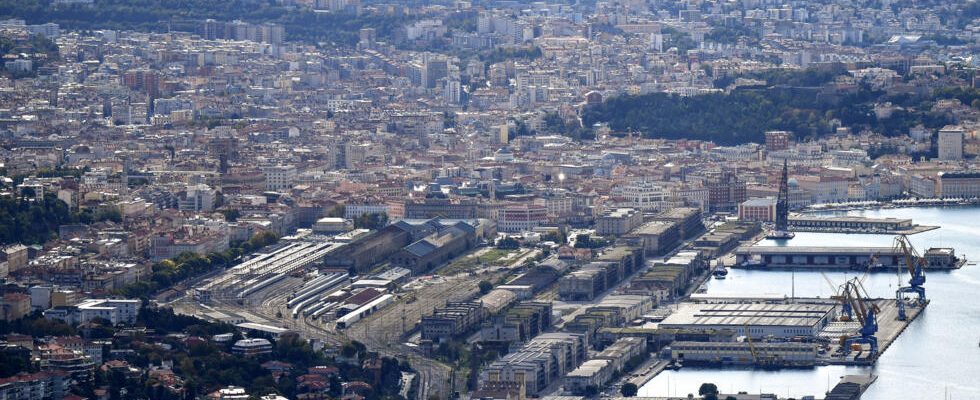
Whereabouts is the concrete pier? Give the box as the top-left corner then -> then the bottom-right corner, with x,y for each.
822,299 -> 927,365
734,246 -> 964,270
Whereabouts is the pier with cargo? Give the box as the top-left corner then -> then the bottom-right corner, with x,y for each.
654,296 -> 927,369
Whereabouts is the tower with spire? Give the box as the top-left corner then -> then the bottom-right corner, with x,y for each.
767,160 -> 795,239
776,160 -> 789,232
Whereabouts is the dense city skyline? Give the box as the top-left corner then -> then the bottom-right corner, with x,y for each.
0,0 -> 979,399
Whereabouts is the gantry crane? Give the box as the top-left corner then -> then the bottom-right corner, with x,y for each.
893,235 -> 927,320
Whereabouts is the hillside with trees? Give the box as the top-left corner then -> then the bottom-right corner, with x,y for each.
0,0 -> 411,46
582,68 -> 965,145
0,194 -> 74,245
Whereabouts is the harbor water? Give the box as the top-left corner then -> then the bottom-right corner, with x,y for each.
638,206 -> 980,399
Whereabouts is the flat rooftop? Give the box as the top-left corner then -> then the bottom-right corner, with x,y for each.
790,215 -> 912,224
659,302 -> 835,328
633,220 -> 676,235
735,246 -> 899,255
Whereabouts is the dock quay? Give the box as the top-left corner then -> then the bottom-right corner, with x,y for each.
624,359 -> 669,388
788,215 -> 938,235
867,299 -> 926,360
647,296 -> 925,366
734,245 -> 965,270
816,298 -> 926,365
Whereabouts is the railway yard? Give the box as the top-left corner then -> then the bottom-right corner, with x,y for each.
175,225 -> 540,400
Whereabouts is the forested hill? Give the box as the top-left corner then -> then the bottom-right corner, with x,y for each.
0,0 -> 410,46
581,81 -> 971,146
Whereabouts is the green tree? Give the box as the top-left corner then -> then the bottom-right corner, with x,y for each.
220,209 -> 241,222
326,204 -> 345,217
0,193 -> 74,245
699,382 -> 719,399
94,208 -> 123,223
496,237 -> 519,249
621,382 -> 638,397
0,347 -> 33,377
0,0 -> 415,47
328,375 -> 343,397
354,212 -> 388,230
478,280 -> 493,294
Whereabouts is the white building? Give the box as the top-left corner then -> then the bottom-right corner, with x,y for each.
937,125 -> 964,161
596,208 -> 643,236
498,204 -> 548,232
232,338 -> 274,356
178,184 -> 216,212
212,386 -> 250,400
344,203 -> 389,219
26,23 -> 60,38
937,171 -> 980,198
44,299 -> 140,325
262,165 -> 297,192
78,299 -> 140,325
312,217 -> 352,234
615,181 -> 677,211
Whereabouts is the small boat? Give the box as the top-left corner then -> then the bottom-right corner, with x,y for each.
765,230 -> 796,240
740,259 -> 766,268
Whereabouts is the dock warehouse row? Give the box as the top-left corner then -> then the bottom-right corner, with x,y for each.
734,245 -> 961,268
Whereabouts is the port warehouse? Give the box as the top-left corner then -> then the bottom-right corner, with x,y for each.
558,250 -> 705,302
563,337 -> 648,395
420,257 -> 569,342
669,341 -> 817,366
463,249 -> 716,397
734,245 -> 960,268
657,303 -> 837,338
193,215 -> 838,397
479,332 -> 590,395
474,247 -> 712,396
421,255 -> 658,344
417,243 -> 687,397
787,216 -> 913,231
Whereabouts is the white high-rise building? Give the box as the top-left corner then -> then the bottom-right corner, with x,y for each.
937,125 -> 964,161
262,165 -> 297,192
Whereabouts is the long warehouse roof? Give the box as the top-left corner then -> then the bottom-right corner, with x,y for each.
659,303 -> 835,328
735,246 -> 899,255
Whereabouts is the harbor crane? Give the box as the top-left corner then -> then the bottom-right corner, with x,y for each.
821,273 -> 879,357
742,322 -> 778,367
893,235 -> 927,321
823,272 -> 853,322
840,277 -> 880,357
